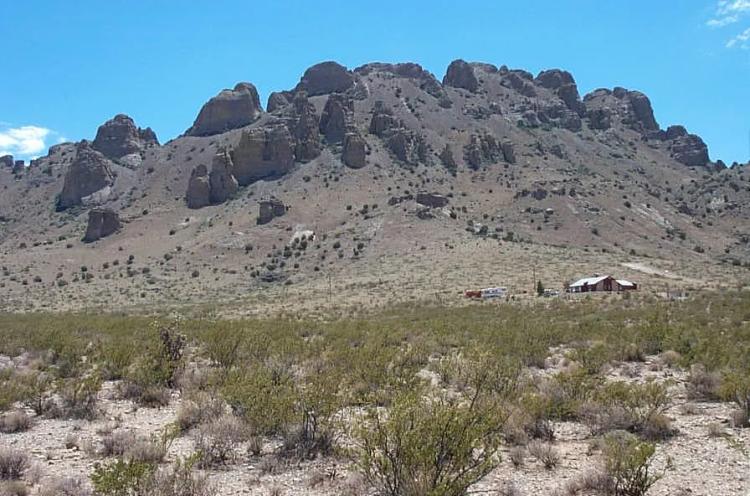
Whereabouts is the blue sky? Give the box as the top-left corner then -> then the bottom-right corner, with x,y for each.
0,0 -> 748,163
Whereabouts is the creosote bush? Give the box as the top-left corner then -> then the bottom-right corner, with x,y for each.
0,449 -> 28,480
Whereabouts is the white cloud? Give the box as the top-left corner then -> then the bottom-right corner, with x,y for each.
708,0 -> 750,26
707,1 -> 750,49
726,26 -> 750,47
0,125 -> 62,160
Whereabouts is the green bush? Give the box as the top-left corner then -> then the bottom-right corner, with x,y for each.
602,432 -> 666,496
356,389 -> 506,496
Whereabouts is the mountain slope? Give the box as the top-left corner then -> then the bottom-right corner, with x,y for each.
1,60 -> 748,313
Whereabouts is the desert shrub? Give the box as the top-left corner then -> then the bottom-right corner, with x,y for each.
542,368 -> 602,421
0,411 -> 30,434
38,477 -> 92,496
0,449 -> 28,480
581,380 -> 673,440
0,481 -> 28,496
509,446 -> 525,467
101,431 -> 136,457
355,389 -> 506,496
91,460 -> 155,496
126,436 -> 168,465
571,342 -> 611,374
0,373 -> 20,413
175,392 -> 225,432
122,320 -> 185,406
201,325 -> 245,371
601,432 -> 665,496
142,457 -> 212,496
56,373 -> 102,419
221,367 -> 296,436
194,415 -> 246,468
16,372 -> 54,416
527,440 -> 559,470
720,370 -> 750,427
686,364 -> 721,400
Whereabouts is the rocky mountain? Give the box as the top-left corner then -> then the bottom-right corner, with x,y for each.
1,59 -> 748,312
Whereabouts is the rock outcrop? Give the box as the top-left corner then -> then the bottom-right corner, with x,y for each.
92,114 -> 158,160
443,59 -> 478,92
57,141 -> 115,210
231,124 -> 295,185
292,92 -> 321,161
320,94 -> 353,144
208,150 -> 239,204
267,91 -> 293,112
257,197 -> 286,225
355,63 -> 447,101
0,155 -> 13,168
670,133 -> 709,167
465,135 -> 515,169
416,192 -> 449,208
583,88 -> 659,133
186,82 -> 262,136
369,101 -> 399,137
296,61 -> 354,96
342,132 -> 367,169
186,164 -> 211,209
535,69 -> 584,115
83,208 -> 121,242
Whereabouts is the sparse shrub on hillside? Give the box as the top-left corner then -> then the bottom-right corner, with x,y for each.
0,449 -> 29,480
686,364 -> 722,401
90,459 -> 155,496
527,440 -> 559,470
720,370 -> 750,428
0,411 -> 31,434
17,371 -> 54,416
194,414 -> 246,468
55,373 -> 102,420
101,430 -> 136,457
176,392 -> 225,432
38,477 -> 92,496
0,480 -> 29,496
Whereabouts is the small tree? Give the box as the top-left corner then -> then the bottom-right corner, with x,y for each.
603,432 -> 667,496
536,280 -> 544,296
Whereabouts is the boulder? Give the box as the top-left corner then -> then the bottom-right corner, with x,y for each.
439,144 -> 457,172
231,124 -> 295,185
92,114 -> 158,160
665,125 -> 688,140
671,133 -> 709,167
186,164 -> 211,209
209,150 -> 239,204
257,196 -> 287,225
416,192 -> 449,208
386,129 -> 426,164
465,134 -> 513,168
587,107 -> 612,130
292,92 -> 321,161
57,141 -> 115,210
267,91 -> 293,112
502,71 -> 537,97
296,61 -> 354,96
83,208 -> 121,242
342,132 -> 367,169
627,91 -> 659,131
369,101 -> 399,137
320,94 -> 352,144
501,141 -> 516,164
0,155 -> 13,168
186,82 -> 262,136
443,59 -> 478,92
535,69 -> 575,89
